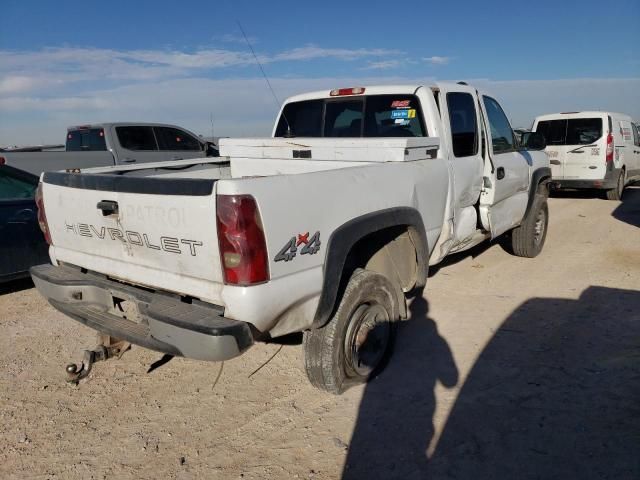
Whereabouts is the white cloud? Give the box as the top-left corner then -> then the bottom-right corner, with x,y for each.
0,76 -> 53,95
216,33 -> 258,45
424,56 -> 451,65
1,46 -> 638,146
0,45 -> 405,99
2,75 -> 638,146
364,60 -> 402,70
273,45 -> 400,62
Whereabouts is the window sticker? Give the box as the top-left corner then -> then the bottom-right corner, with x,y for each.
391,109 -> 416,119
394,119 -> 410,125
391,100 -> 411,108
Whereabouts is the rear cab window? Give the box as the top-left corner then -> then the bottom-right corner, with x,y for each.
66,128 -> 107,151
116,126 -> 158,151
275,94 -> 427,138
535,117 -> 603,145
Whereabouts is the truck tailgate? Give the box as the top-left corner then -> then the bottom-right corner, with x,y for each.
41,172 -> 224,302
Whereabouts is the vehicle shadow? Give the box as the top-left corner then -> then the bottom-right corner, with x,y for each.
342,296 -> 459,479
549,188 -> 605,199
612,185 -> 640,228
0,277 -> 34,296
428,286 -> 640,479
428,241 -> 493,277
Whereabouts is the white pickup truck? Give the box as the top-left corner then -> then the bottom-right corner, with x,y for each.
31,83 -> 551,393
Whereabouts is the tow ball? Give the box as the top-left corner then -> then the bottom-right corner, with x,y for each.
65,335 -> 130,384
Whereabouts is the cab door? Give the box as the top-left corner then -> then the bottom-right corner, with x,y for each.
479,95 -> 530,237
439,85 -> 484,242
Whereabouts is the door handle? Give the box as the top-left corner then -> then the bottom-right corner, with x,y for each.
122,158 -> 137,163
496,167 -> 505,180
549,159 -> 561,165
97,200 -> 119,216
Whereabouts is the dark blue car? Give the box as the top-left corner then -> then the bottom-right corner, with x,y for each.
0,164 -> 50,282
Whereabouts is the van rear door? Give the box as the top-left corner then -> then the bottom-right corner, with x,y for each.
536,116 -> 607,180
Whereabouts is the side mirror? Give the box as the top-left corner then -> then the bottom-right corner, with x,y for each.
205,142 -> 220,157
523,131 -> 546,151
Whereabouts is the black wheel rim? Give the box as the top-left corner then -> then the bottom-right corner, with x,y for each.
344,303 -> 391,377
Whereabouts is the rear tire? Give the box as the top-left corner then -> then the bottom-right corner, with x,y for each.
303,269 -> 399,394
606,169 -> 625,201
509,193 -> 548,258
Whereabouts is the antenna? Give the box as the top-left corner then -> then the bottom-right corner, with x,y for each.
210,112 -> 215,142
236,20 -> 292,137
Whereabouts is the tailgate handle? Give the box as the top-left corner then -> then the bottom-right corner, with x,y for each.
97,200 -> 119,216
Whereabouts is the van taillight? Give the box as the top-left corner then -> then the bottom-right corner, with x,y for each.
0,156 -> 5,165
606,133 -> 614,163
216,194 -> 269,286
35,183 -> 52,245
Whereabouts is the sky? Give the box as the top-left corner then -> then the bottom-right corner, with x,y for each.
1,0 -> 639,146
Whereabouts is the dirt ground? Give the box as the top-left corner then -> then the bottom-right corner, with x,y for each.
1,187 -> 639,480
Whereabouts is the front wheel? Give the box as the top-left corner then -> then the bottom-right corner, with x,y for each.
303,269 -> 399,394
509,193 -> 549,258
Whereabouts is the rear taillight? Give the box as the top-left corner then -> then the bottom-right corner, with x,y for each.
0,156 -> 5,165
35,183 -> 52,245
606,133 -> 614,163
216,194 -> 269,286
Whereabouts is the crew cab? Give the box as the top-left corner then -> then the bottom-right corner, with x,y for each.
0,122 -> 218,176
31,84 -> 551,393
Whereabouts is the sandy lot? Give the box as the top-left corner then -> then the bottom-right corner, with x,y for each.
1,187 -> 639,480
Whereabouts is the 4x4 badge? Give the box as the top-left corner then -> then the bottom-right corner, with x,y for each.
275,231 -> 321,262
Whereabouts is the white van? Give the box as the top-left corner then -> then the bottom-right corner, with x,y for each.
532,112 -> 640,199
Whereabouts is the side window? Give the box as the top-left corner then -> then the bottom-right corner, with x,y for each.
155,127 -> 202,151
446,92 -> 478,157
482,96 -> 515,153
116,126 -> 158,151
0,167 -> 37,199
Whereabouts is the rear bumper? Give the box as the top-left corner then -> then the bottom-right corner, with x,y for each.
30,264 -> 253,361
553,167 -> 620,190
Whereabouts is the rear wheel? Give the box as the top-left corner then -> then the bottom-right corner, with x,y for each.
606,169 -> 625,201
303,269 -> 398,394
509,193 -> 548,258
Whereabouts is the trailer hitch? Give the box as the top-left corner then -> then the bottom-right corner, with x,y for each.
65,335 -> 130,384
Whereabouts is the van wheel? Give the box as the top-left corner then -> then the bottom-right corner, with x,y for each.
510,193 -> 548,258
606,169 -> 625,201
303,269 -> 398,394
